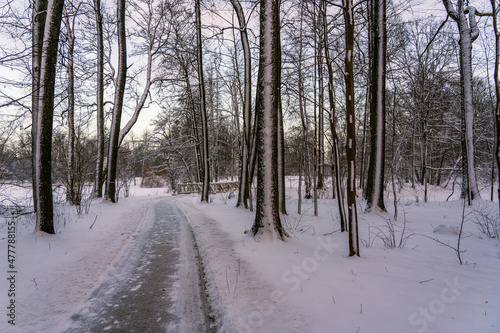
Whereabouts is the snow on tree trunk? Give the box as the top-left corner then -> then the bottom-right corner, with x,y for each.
94,0 -> 105,198
36,0 -> 65,234
251,0 -> 287,241
343,0 -> 360,256
196,0 -> 210,203
278,97 -> 287,215
442,0 -> 482,201
365,0 -> 387,213
105,0 -> 127,203
64,6 -> 78,205
491,0 -> 500,211
322,0 -> 347,232
317,10 -> 324,191
31,0 -> 47,215
231,0 -> 252,209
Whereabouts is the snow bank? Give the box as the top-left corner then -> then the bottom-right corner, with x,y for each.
178,196 -> 307,333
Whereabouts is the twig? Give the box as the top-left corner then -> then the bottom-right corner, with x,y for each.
226,266 -> 231,294
419,278 -> 434,284
89,216 -> 98,229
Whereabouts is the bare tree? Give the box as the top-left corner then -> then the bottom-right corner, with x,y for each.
491,0 -> 500,210
93,0 -> 105,198
343,0 -> 359,256
442,0 -> 492,201
322,0 -> 347,232
36,0 -> 65,233
230,0 -> 252,209
62,2 -> 81,205
365,0 -> 387,212
32,0 -> 48,214
196,0 -> 210,202
251,0 -> 287,240
117,0 -> 170,147
105,0 -> 127,202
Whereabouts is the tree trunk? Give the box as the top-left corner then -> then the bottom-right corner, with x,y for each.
32,0 -> 48,214
297,0 -> 306,214
231,0 -> 252,209
343,0 -> 360,256
359,0 -> 371,195
195,0 -> 210,203
442,0 -> 482,201
64,5 -> 78,205
105,0 -> 127,203
317,10 -> 324,190
251,0 -> 287,240
323,0 -> 347,232
278,97 -> 287,215
178,52 -> 202,183
365,0 -> 387,212
492,0 -> 500,211
94,0 -> 105,198
360,78 -> 370,193
36,0 -> 65,234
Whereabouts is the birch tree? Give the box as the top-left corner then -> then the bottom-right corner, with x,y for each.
251,0 -> 287,240
365,0 -> 387,212
36,0 -> 65,233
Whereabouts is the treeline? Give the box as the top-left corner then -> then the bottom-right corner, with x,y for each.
0,0 -> 498,254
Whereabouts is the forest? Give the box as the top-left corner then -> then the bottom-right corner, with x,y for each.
0,0 -> 499,255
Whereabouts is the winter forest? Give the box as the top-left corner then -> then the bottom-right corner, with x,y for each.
1,0 -> 500,332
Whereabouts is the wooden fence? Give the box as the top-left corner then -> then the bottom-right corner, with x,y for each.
176,181 -> 239,195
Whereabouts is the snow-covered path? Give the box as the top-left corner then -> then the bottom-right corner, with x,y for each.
62,198 -> 206,332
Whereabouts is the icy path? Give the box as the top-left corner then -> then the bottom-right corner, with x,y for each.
62,198 -> 205,333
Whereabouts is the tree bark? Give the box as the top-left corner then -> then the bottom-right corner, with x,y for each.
32,0 -> 48,214
365,0 -> 387,212
317,8 -> 324,190
94,0 -> 105,198
322,0 -> 347,232
251,0 -> 287,240
64,5 -> 78,205
343,0 -> 360,256
442,0 -> 482,201
278,97 -> 287,215
230,0 -> 252,209
195,0 -> 210,202
492,0 -> 500,211
36,0 -> 65,234
105,0 -> 127,203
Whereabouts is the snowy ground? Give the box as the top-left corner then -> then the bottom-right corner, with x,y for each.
179,179 -> 500,333
0,184 -> 169,333
1,179 -> 499,333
